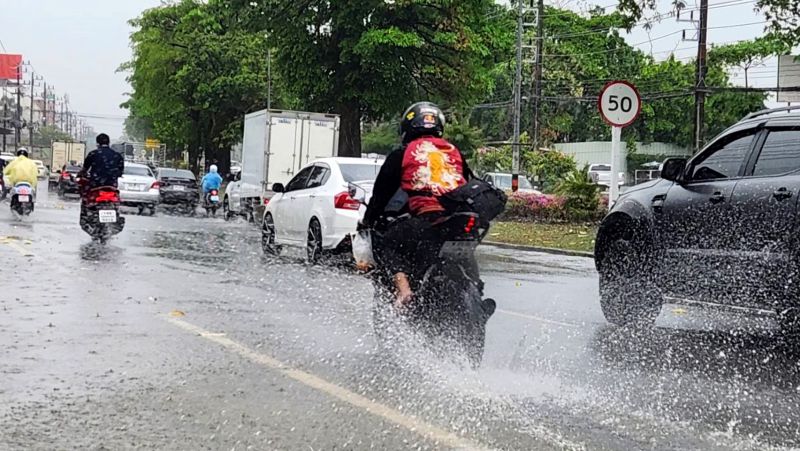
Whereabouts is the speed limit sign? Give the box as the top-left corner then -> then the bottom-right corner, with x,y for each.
598,81 -> 641,210
599,81 -> 641,127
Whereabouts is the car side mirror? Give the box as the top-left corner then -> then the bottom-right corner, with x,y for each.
348,183 -> 367,204
661,158 -> 687,183
272,183 -> 285,193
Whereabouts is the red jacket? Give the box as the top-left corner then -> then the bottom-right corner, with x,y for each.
400,137 -> 467,215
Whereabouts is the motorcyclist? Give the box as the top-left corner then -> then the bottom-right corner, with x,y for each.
201,165 -> 223,202
363,102 -> 473,308
81,133 -> 124,190
3,148 -> 39,195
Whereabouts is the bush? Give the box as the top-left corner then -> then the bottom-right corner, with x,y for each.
554,166 -> 605,222
503,192 -> 567,222
502,167 -> 606,223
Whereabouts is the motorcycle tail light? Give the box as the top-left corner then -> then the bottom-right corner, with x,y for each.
464,216 -> 477,234
94,190 -> 119,203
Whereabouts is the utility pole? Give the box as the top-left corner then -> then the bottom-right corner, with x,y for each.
42,84 -> 47,127
511,0 -> 525,192
531,0 -> 544,154
694,0 -> 709,154
14,68 -> 22,148
2,103 -> 7,153
29,73 -> 35,148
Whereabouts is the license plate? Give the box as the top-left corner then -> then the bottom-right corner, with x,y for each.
439,240 -> 477,258
98,210 -> 117,223
173,185 -> 185,191
210,195 -> 220,202
17,195 -> 30,203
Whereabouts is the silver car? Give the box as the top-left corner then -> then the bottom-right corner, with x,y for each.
119,163 -> 160,215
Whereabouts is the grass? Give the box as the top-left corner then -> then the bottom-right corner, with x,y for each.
487,221 -> 598,253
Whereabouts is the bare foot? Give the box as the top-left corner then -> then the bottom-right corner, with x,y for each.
393,272 -> 414,310
394,289 -> 414,310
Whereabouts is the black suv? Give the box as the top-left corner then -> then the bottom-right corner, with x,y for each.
596,106 -> 800,334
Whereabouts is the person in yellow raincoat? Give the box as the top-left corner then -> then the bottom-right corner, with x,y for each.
3,148 -> 39,192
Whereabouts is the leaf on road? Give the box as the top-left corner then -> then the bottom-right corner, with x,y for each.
169,310 -> 186,317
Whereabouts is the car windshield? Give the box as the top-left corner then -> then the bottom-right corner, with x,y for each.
125,165 -> 153,177
591,165 -> 612,172
340,163 -> 381,183
65,165 -> 82,173
493,174 -> 533,190
160,169 -> 195,180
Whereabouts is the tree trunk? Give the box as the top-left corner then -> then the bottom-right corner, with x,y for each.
338,101 -> 362,157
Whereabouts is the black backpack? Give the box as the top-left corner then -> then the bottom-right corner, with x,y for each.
439,179 -> 508,222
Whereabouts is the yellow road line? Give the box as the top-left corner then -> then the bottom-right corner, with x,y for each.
0,237 -> 33,257
496,308 -> 579,328
166,316 -> 494,451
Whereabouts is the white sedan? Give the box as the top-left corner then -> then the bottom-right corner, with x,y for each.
261,157 -> 382,262
119,163 -> 160,215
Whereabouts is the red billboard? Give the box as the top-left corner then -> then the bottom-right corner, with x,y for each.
0,54 -> 22,80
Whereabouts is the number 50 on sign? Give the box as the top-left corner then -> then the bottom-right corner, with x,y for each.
598,81 -> 641,127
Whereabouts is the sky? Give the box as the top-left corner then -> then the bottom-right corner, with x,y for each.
0,0 -> 788,142
0,0 -> 161,140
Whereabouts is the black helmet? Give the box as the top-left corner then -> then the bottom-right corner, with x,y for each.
16,147 -> 28,157
400,102 -> 446,144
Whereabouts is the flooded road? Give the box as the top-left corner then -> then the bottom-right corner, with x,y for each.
1,184 -> 799,450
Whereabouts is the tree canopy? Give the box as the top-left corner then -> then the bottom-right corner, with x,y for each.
121,0 -> 796,168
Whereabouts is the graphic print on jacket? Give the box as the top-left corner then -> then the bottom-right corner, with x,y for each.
401,137 -> 466,215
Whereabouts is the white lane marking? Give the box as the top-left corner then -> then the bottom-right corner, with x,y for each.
166,316 -> 495,451
496,308 -> 580,328
0,237 -> 34,257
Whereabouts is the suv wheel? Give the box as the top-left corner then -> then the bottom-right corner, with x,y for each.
598,227 -> 661,327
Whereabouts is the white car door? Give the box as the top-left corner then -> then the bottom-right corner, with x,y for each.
277,166 -> 314,242
291,164 -> 331,242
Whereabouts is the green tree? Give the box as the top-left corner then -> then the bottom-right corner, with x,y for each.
34,125 -> 72,148
251,0 -> 513,157
122,0 -> 293,172
709,36 -> 790,87
361,122 -> 398,155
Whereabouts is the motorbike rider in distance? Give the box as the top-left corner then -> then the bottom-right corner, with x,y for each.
201,165 -> 223,202
3,148 -> 39,197
362,102 -> 475,309
81,133 -> 124,190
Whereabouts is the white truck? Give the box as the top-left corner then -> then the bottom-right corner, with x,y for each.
49,141 -> 87,189
223,109 -> 340,221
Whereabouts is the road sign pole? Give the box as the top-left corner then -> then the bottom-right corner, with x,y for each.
610,125 -> 622,211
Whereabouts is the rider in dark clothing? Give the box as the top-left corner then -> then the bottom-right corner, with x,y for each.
363,102 -> 473,307
82,133 -> 124,189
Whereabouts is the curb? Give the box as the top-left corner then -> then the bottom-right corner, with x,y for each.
482,240 -> 594,259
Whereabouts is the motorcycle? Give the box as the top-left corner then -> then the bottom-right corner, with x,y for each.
354,184 -> 496,368
78,179 -> 125,243
204,189 -> 220,217
10,182 -> 35,216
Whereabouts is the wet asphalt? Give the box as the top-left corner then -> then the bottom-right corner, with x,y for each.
1,181 -> 799,451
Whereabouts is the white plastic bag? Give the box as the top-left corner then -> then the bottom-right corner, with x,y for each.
352,230 -> 375,270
